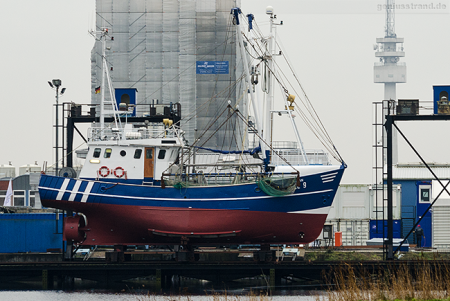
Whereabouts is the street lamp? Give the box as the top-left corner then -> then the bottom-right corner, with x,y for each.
48,79 -> 66,176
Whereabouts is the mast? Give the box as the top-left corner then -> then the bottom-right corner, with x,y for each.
100,29 -> 106,131
265,7 -> 275,153
90,28 -> 122,137
265,7 -> 308,164
231,8 -> 265,157
231,6 -> 309,166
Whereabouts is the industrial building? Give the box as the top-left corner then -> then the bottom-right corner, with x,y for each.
0,164 -> 42,208
391,163 -> 450,248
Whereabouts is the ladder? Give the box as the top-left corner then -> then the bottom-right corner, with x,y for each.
372,101 -> 389,255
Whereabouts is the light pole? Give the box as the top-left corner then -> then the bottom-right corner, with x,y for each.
48,79 -> 66,176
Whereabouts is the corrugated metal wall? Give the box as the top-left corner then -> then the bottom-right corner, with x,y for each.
327,184 -> 402,220
326,219 -> 370,246
431,180 -> 450,249
92,0 -> 245,149
324,184 -> 402,246
433,206 -> 450,248
0,214 -> 63,253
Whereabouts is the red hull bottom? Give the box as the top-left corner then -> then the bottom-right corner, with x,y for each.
43,200 -> 328,246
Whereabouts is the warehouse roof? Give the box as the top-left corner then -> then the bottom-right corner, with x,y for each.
392,163 -> 450,180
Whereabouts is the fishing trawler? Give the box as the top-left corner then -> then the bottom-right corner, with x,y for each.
38,7 -> 345,250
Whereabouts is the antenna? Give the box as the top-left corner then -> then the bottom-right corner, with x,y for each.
385,0 -> 396,38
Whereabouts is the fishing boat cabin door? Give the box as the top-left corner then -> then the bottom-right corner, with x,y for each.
144,147 -> 155,182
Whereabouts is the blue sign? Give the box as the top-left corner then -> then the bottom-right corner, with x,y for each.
196,61 -> 229,74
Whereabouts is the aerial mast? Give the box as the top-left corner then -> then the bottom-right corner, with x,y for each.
385,0 -> 395,38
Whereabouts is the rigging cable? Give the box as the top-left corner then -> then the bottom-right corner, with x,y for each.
242,17 -> 344,163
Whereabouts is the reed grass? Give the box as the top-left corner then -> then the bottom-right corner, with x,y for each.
319,261 -> 450,301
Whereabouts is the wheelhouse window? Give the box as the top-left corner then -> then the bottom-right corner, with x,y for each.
158,150 -> 166,159
104,148 -> 112,158
93,148 -> 101,158
134,149 -> 142,159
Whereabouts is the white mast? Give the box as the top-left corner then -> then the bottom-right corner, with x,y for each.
265,7 -> 275,152
233,6 -> 308,165
100,29 -> 106,131
90,28 -> 122,136
265,6 -> 308,164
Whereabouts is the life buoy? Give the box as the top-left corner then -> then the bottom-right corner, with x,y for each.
114,167 -> 125,178
99,166 -> 110,177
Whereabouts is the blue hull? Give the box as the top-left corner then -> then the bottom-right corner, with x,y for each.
38,165 -> 345,245
39,166 -> 344,213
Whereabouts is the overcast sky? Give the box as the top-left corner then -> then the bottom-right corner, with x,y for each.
1,0 -> 449,183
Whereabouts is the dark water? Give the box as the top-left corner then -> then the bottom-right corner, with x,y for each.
0,277 -> 324,300
0,274 -> 326,293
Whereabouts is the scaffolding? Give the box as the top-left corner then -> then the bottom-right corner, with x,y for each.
91,0 -> 246,149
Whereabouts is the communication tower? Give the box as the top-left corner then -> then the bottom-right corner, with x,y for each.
374,0 -> 406,164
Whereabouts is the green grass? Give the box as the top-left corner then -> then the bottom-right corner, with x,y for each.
305,249 -> 383,261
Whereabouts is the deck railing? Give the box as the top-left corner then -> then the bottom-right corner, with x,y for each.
88,126 -> 182,141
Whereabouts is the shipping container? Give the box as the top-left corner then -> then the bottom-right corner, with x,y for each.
326,219 -> 370,246
327,184 -> 401,221
0,213 -> 63,253
369,184 -> 402,220
327,185 -> 371,220
369,220 -> 402,239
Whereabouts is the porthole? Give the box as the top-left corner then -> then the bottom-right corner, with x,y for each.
120,150 -> 126,157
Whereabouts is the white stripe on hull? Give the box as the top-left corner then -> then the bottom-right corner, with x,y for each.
81,182 -> 94,203
288,206 -> 331,215
56,179 -> 70,200
68,180 -> 82,202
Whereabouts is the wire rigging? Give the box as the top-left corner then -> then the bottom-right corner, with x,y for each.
237,13 -> 343,163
